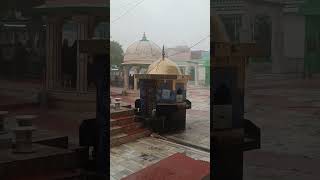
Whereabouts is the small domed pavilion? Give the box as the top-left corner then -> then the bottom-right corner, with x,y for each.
122,33 -> 161,91
135,46 -> 191,132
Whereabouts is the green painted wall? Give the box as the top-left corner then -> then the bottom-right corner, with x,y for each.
304,16 -> 320,73
202,52 -> 210,86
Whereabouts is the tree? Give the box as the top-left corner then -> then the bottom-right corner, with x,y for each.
110,41 -> 124,67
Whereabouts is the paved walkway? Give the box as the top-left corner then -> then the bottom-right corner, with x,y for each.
2,75 -> 320,179
244,74 -> 320,180
110,137 -> 210,180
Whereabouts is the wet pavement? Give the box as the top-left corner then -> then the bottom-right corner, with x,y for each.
111,85 -> 211,151
244,74 -> 320,180
110,85 -> 211,179
111,74 -> 320,180
2,74 -> 320,179
110,137 -> 210,180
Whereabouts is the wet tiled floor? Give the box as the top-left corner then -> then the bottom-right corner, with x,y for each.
244,74 -> 320,180
165,109 -> 210,150
165,85 -> 210,150
109,85 -> 211,179
2,74 -> 320,179
111,85 -> 211,151
110,137 -> 210,180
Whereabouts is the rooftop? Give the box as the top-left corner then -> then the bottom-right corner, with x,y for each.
33,0 -> 108,15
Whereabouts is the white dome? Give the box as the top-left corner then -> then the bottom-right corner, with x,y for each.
123,33 -> 161,65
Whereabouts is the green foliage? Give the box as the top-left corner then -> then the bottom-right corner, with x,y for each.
110,40 -> 124,66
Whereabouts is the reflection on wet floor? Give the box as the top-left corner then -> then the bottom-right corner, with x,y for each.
165,110 -> 210,151
164,86 -> 210,151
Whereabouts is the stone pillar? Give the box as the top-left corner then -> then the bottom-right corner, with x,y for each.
184,64 -> 190,75
134,75 -> 138,91
123,65 -> 129,90
73,16 -> 89,93
195,64 -> 199,86
239,12 -> 253,43
182,67 -> 186,75
271,9 -> 284,73
133,67 -> 140,91
46,17 -> 62,89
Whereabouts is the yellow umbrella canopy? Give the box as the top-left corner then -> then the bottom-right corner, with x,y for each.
147,45 -> 182,75
147,57 -> 181,75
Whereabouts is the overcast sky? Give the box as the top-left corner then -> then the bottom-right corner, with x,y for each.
110,0 -> 210,52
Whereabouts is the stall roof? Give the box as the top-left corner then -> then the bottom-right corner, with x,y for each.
38,0 -> 107,7
33,0 -> 108,15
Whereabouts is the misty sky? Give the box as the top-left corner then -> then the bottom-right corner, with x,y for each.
110,0 -> 210,52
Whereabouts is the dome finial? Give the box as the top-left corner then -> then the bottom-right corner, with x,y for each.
162,45 -> 165,60
141,32 -> 147,41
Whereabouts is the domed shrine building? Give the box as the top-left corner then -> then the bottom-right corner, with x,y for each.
122,33 -> 161,91
33,0 -> 108,111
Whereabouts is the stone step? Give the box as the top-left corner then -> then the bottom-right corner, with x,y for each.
110,122 -> 143,136
110,116 -> 135,127
110,133 -> 127,141
110,126 -> 122,136
110,129 -> 151,147
122,122 -> 143,133
110,109 -> 135,119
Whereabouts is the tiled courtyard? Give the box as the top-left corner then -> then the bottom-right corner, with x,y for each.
244,74 -> 320,180
110,137 -> 210,180
111,84 -> 211,151
165,85 -> 210,151
112,74 -> 320,179
110,84 -> 211,179
2,74 -> 320,179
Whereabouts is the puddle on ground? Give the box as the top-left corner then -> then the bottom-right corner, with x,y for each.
139,153 -> 158,162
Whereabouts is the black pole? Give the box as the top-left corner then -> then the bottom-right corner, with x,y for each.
94,54 -> 108,177
211,43 -> 244,180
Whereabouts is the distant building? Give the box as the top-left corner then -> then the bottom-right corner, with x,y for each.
188,50 -> 210,86
212,0 -> 308,74
166,47 -> 209,86
121,34 -> 209,91
33,0 -> 108,111
121,33 -> 162,91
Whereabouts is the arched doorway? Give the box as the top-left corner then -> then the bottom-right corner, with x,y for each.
129,66 -> 138,90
